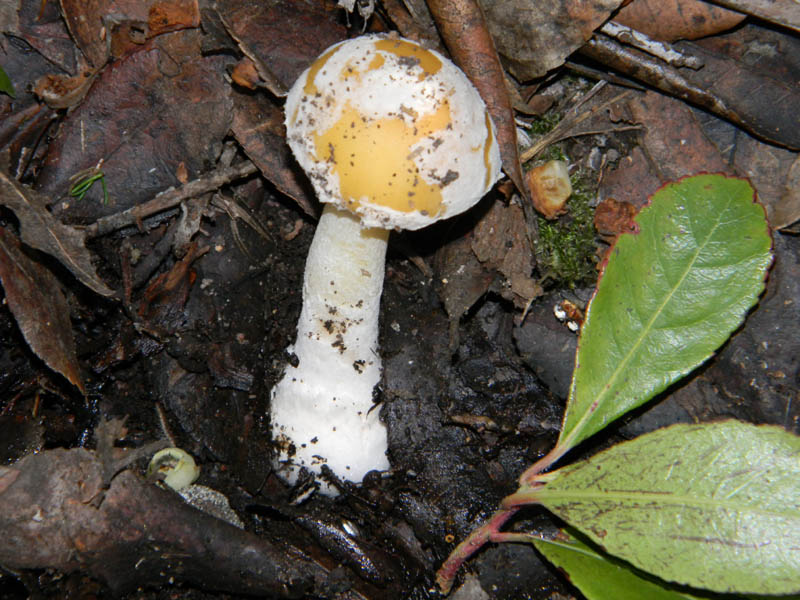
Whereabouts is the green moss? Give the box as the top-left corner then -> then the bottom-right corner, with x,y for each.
538,144 -> 567,163
528,111 -> 561,135
535,172 -> 597,289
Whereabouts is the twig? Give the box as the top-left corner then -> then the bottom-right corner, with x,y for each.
582,33 -> 800,149
84,161 -> 258,238
520,88 -> 637,164
600,21 -> 703,69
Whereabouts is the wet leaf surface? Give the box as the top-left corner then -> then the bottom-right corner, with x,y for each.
560,175 -> 772,451
0,170 -> 114,296
0,227 -> 85,393
533,529 -> 707,600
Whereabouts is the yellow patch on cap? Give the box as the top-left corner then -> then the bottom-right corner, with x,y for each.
314,100 -> 453,216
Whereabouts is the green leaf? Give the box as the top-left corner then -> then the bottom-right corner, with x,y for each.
559,175 -> 772,452
527,421 -> 800,595
0,66 -> 14,98
532,529 -> 705,600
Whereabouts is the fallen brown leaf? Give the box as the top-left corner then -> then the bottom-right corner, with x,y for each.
0,227 -> 85,394
480,0 -> 624,80
614,0 -> 745,41
581,35 -> 800,149
231,92 -> 317,218
472,200 -> 542,307
37,39 -> 233,222
59,0 -> 201,68
774,156 -> 800,229
0,170 -> 114,297
594,197 -> 638,242
16,0 -> 76,73
216,0 -> 346,95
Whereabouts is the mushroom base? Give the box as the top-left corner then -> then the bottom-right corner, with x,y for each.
270,205 -> 390,495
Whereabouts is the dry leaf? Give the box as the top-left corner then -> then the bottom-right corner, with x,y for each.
0,170 -> 114,297
773,156 -> 800,229
472,200 -> 542,307
479,0 -> 623,80
614,0 -> 745,41
0,227 -> 86,394
231,92 -> 317,217
37,44 -> 233,221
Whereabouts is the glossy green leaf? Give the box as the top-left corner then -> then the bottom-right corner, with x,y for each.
528,421 -> 800,595
558,174 -> 772,451
0,66 -> 14,98
532,530 -> 704,600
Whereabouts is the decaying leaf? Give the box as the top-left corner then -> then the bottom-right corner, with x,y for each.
59,0 -> 111,68
0,227 -> 85,394
0,170 -> 114,297
773,156 -> 800,229
582,36 -> 800,150
216,0 -> 346,95
613,0 -> 745,41
472,200 -> 542,307
593,198 -> 638,243
59,0 -> 201,68
37,43 -> 233,222
231,92 -> 317,218
479,0 -> 624,80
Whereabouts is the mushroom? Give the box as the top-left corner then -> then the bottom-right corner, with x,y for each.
273,34 -> 502,495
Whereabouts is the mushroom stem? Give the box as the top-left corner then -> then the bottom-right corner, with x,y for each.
270,203 -> 390,494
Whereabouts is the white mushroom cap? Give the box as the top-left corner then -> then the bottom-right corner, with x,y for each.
284,34 -> 502,231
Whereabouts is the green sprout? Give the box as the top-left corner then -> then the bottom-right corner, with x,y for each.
0,66 -> 14,98
69,162 -> 109,204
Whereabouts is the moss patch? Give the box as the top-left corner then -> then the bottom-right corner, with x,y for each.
535,172 -> 597,289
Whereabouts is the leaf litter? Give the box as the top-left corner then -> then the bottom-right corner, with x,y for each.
0,1 -> 798,598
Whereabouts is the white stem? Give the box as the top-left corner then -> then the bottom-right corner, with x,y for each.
270,204 -> 390,494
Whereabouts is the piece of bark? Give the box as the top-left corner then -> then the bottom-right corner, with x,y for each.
0,447 -> 315,596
